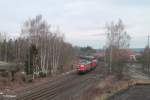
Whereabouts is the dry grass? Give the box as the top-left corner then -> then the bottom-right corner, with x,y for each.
81,74 -> 150,100
95,79 -> 150,100
81,75 -> 115,100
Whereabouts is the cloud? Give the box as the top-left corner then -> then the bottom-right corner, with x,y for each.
0,0 -> 149,48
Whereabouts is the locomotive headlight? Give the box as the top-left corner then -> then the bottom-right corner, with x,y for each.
80,65 -> 85,68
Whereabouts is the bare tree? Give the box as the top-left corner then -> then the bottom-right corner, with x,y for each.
105,19 -> 131,78
21,15 -> 76,76
0,15 -> 76,81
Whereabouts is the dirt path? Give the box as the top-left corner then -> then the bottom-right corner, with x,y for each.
126,64 -> 149,80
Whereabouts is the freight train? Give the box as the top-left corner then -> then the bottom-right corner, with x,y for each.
76,56 -> 98,74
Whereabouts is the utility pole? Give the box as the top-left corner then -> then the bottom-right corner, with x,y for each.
109,45 -> 112,73
148,35 -> 150,76
103,46 -> 107,68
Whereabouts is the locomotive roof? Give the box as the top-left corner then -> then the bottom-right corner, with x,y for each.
80,56 -> 95,60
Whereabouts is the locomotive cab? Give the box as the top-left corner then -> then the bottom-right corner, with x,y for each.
76,60 -> 91,74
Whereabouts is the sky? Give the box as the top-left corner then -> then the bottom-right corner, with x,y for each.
0,0 -> 150,49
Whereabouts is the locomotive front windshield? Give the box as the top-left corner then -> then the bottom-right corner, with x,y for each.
79,59 -> 91,64
79,60 -> 87,64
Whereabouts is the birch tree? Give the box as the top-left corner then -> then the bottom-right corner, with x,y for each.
21,15 -> 76,76
105,19 -> 131,78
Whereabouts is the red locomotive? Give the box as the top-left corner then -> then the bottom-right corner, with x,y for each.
76,59 -> 91,73
76,56 -> 98,74
91,59 -> 97,69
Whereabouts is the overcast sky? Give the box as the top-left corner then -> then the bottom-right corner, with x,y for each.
0,0 -> 150,49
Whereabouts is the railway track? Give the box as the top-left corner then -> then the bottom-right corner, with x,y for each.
16,74 -> 77,100
34,76 -> 91,100
16,72 -> 75,94
15,66 -> 102,100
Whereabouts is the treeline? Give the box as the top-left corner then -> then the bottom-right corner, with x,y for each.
0,15 -> 77,77
79,46 -> 96,56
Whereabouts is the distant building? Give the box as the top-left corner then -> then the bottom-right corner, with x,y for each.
94,49 -> 142,62
121,49 -> 142,62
